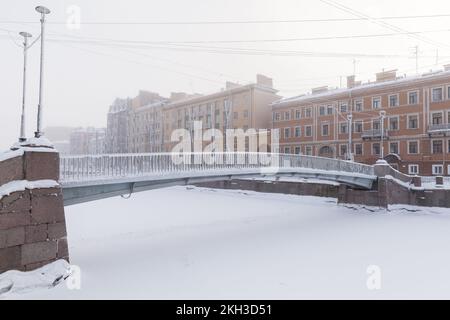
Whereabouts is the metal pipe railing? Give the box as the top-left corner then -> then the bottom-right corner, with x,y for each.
59,152 -> 375,183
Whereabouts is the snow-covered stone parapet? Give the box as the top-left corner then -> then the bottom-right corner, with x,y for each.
0,145 -> 69,274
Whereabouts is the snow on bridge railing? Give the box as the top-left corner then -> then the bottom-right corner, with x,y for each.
59,152 -> 375,183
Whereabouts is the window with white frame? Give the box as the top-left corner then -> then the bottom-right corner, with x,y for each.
408,164 -> 419,175
284,146 -> 291,154
372,143 -> 380,155
305,125 -> 312,137
295,109 -> 301,119
340,102 -> 348,113
354,121 -> 363,133
408,141 -> 419,154
372,97 -> 381,109
339,122 -> 348,134
389,94 -> 399,107
432,87 -> 443,102
327,105 -> 333,115
432,164 -> 443,175
284,127 -> 291,139
294,126 -> 301,137
389,116 -> 399,130
354,143 -> 363,155
372,119 -> 381,130
294,146 -> 301,154
432,112 -> 443,125
273,112 -> 280,122
319,106 -> 325,116
321,123 -> 329,136
389,142 -> 399,154
305,107 -> 312,118
407,114 -> 418,129
340,144 -> 347,156
284,111 -> 291,121
305,146 -> 313,155
408,91 -> 418,105
354,100 -> 363,111
432,140 -> 443,154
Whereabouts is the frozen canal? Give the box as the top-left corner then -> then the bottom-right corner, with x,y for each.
3,186 -> 450,299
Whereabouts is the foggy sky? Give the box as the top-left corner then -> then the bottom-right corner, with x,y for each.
1,0 -> 449,149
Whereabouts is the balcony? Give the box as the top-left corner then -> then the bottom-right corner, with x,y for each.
428,123 -> 450,136
361,129 -> 388,140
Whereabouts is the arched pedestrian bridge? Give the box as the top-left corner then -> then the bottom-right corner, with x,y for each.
60,152 -> 376,205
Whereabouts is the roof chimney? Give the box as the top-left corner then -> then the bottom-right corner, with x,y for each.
256,74 -> 273,88
376,69 -> 397,82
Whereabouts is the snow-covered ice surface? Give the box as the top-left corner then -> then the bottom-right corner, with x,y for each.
4,186 -> 450,299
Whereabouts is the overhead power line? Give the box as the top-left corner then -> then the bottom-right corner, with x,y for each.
3,13 -> 450,25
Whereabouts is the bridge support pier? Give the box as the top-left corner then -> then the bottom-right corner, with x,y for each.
0,145 -> 69,273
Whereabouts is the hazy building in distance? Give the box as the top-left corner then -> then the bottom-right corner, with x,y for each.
43,126 -> 76,154
70,127 -> 106,155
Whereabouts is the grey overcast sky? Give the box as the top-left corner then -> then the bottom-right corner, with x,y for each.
1,0 -> 450,149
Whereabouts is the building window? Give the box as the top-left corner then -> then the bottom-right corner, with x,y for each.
432,140 -> 443,154
432,164 -> 443,175
319,106 -> 325,116
284,146 -> 291,154
340,103 -> 348,113
284,128 -> 291,139
294,126 -> 301,137
305,125 -> 312,137
354,121 -> 363,133
327,105 -> 333,115
448,140 -> 450,153
321,123 -> 329,136
432,87 -> 443,102
432,112 -> 443,125
372,97 -> 381,109
389,142 -> 399,154
295,109 -> 301,119
389,94 -> 399,107
340,144 -> 347,156
294,146 -> 301,154
448,86 -> 450,99
243,110 -> 249,118
408,141 -> 419,154
354,100 -> 363,112
408,164 -> 419,175
408,91 -> 418,105
284,111 -> 291,121
372,119 -> 381,130
305,107 -> 312,118
273,112 -> 280,121
372,143 -> 380,155
354,143 -> 363,155
408,114 -> 418,129
339,122 -> 348,134
305,146 -> 313,155
389,117 -> 399,130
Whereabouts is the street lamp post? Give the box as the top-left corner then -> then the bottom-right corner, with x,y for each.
347,114 -> 353,161
18,31 -> 32,142
34,5 -> 51,139
379,110 -> 386,160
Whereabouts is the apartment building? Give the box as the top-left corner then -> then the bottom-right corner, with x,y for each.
127,91 -> 169,153
69,127 -> 106,155
272,67 -> 450,176
106,97 -> 132,153
162,74 -> 280,152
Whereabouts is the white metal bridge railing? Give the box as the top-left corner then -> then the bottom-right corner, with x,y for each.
59,152 -> 375,183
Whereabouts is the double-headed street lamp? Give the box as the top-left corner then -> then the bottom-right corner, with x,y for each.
34,5 -> 51,139
18,32 -> 32,142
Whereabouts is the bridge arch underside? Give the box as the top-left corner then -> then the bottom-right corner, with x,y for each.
61,169 -> 376,206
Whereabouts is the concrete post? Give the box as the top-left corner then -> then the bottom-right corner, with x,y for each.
0,146 -> 69,273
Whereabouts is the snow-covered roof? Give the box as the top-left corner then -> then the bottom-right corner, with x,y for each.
273,69 -> 450,108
